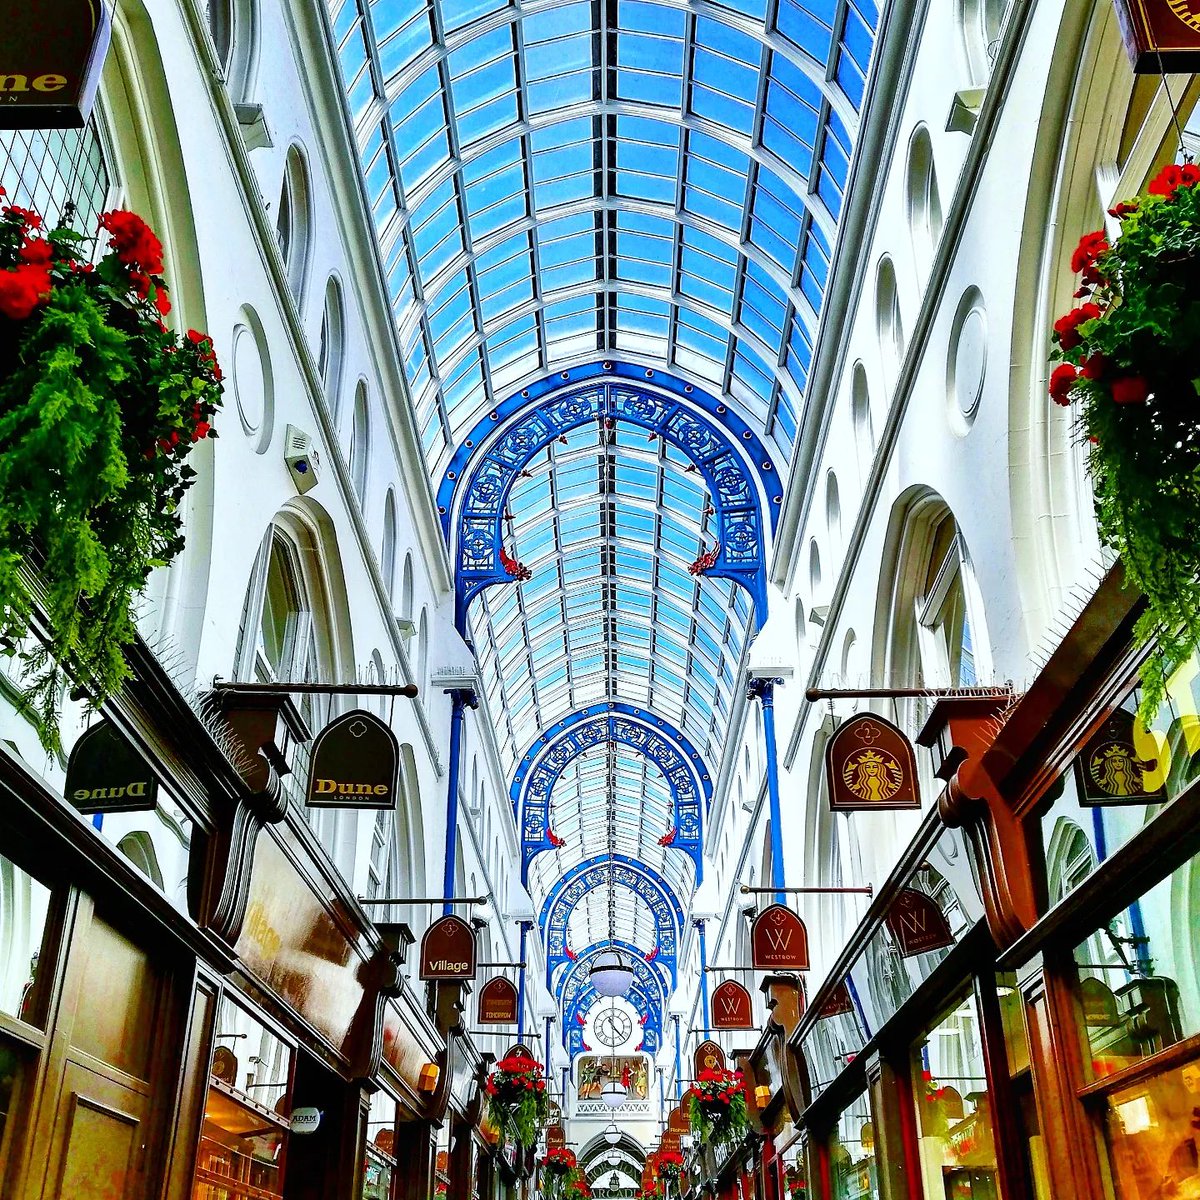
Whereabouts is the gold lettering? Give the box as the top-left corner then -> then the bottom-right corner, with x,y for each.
0,75 -> 29,93
373,784 -> 389,795
315,778 -> 337,793
33,74 -> 67,93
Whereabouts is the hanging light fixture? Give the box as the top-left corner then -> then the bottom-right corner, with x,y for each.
606,1150 -> 621,1167
601,1078 -> 628,1108
589,741 -> 634,999
609,1173 -> 621,1192
603,1123 -> 621,1146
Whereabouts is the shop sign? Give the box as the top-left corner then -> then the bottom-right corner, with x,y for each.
65,720 -> 159,814
1113,0 -> 1200,71
751,904 -> 810,970
667,1105 -> 689,1134
290,1107 -> 321,1135
306,709 -> 399,809
418,914 -> 476,980
693,1039 -> 726,1076
661,1131 -> 681,1154
884,889 -> 954,958
1080,976 -> 1121,1026
478,976 -> 518,1024
546,1124 -> 566,1150
0,0 -> 111,129
815,980 -> 854,1020
505,1042 -> 535,1061
1073,709 -> 1167,807
211,1046 -> 238,1084
826,714 -> 920,811
712,981 -> 755,1030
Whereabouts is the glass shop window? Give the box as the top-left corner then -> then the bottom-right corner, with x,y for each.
363,1090 -> 399,1200
0,852 -> 52,1025
1072,850 -> 1200,1085
830,1092 -> 880,1200
194,995 -> 294,1200
1103,1052 -> 1200,1200
910,991 -> 999,1200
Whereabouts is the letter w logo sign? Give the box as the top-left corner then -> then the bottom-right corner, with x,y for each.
751,905 -> 810,970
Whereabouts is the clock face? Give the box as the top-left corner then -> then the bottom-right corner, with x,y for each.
593,1007 -> 633,1048
1168,0 -> 1200,32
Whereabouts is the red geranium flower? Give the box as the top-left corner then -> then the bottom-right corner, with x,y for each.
1110,375 -> 1150,405
1070,230 -> 1109,274
1049,363 -> 1078,406
0,263 -> 52,320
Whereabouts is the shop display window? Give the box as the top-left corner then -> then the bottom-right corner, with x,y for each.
1103,1051 -> 1200,1200
363,1090 -> 399,1200
193,996 -> 294,1200
1072,849 -> 1200,1083
830,1093 -> 880,1200
910,992 -> 999,1200
1040,663 -> 1200,910
0,852 -> 51,1025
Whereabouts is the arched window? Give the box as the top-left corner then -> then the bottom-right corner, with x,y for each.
206,0 -> 258,99
349,383 -> 370,507
235,521 -> 340,732
808,540 -> 822,598
851,363 -> 875,480
826,472 -> 842,547
417,608 -> 429,688
959,0 -> 1007,84
317,276 -> 345,419
382,490 -> 397,602
906,127 -> 943,274
916,512 -> 978,688
875,258 -> 904,379
400,553 -> 414,624
117,832 -> 164,889
276,147 -> 311,304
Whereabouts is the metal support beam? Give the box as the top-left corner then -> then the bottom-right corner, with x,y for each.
443,687 -> 480,916
803,684 -> 1013,702
213,679 -> 419,697
739,885 -> 873,895
748,678 -> 786,902
359,895 -> 488,905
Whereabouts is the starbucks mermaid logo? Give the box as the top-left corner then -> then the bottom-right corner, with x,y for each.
1167,0 -> 1200,33
842,747 -> 904,803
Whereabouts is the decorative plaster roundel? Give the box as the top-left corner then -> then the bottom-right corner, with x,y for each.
231,307 -> 275,454
947,288 -> 987,432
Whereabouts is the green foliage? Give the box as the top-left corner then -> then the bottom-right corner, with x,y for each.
484,1054 -> 549,1151
685,1076 -> 749,1149
1050,164 -> 1200,721
0,201 -> 221,751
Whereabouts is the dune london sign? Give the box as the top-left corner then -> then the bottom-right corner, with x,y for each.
0,0 -> 112,128
66,720 -> 159,814
306,710 -> 399,810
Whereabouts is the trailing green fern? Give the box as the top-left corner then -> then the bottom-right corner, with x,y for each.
0,195 -> 221,751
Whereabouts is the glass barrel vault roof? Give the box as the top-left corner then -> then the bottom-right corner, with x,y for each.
324,0 -> 879,1026
326,0 -> 879,474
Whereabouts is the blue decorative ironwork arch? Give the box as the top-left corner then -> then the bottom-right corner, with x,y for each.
561,945 -> 664,1059
556,940 -> 669,1009
437,364 -> 780,632
513,702 -> 711,882
541,855 -> 681,979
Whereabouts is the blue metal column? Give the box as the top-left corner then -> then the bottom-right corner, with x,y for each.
749,678 -> 786,903
673,1014 -> 683,1101
696,919 -> 710,1034
442,687 -> 479,915
545,1015 -> 553,1076
516,920 -> 532,1039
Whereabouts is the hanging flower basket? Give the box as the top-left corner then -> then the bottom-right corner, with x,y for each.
786,1164 -> 807,1196
0,192 -> 222,751
655,1149 -> 684,1192
484,1053 -> 548,1151
539,1148 -> 578,1200
1049,161 -> 1200,720
563,1172 -> 591,1200
685,1068 -> 749,1149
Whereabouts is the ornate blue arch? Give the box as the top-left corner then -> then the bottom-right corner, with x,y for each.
561,950 -> 664,1059
513,702 -> 711,882
555,940 -> 669,1006
436,363 -> 781,632
541,855 -> 681,976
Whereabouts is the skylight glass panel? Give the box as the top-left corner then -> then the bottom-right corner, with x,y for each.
477,235 -> 535,322
797,219 -> 831,311
674,307 -> 727,382
678,226 -> 737,315
614,115 -> 680,204
682,131 -> 750,229
372,0 -> 433,80
750,167 -> 804,270
614,293 -> 670,358
531,118 -> 596,210
523,2 -> 596,114
730,339 -> 777,419
393,66 -> 450,191
614,211 -> 674,289
761,53 -> 822,180
615,1 -> 686,108
442,0 -> 507,34
690,19 -> 761,135
448,27 -> 519,145
774,0 -> 834,63
739,261 -> 789,348
362,122 -> 399,230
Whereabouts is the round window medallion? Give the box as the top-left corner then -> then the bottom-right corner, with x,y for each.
947,289 -> 987,433
231,309 -> 275,454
